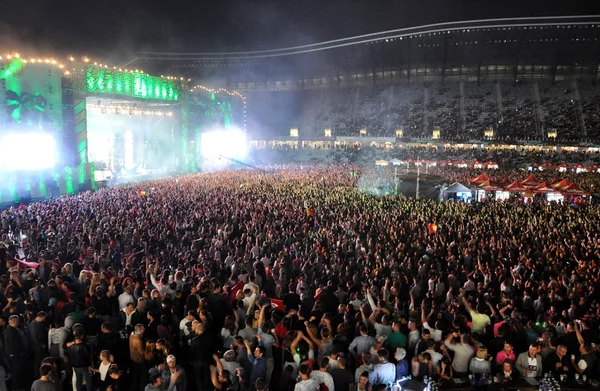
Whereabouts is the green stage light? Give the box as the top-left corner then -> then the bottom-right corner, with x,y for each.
0,58 -> 24,78
86,66 -> 180,101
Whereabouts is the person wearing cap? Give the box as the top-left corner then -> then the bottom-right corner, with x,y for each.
395,348 -> 409,381
219,350 -> 241,383
149,355 -> 186,391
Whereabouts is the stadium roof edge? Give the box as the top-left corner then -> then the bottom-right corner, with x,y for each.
137,15 -> 600,60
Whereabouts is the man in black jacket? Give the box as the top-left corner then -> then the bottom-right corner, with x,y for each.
66,330 -> 92,391
4,315 -> 29,391
190,322 -> 215,391
28,311 -> 48,378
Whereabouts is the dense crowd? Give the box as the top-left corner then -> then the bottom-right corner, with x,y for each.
2,164 -> 600,391
249,81 -> 600,142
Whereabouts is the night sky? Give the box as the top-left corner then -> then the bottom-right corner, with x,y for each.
0,0 -> 597,63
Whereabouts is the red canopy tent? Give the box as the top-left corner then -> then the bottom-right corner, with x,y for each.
521,174 -> 541,188
550,179 -> 572,190
533,182 -> 557,194
469,173 -> 490,185
542,162 -> 554,170
473,160 -> 483,168
504,181 -> 529,193
477,179 -> 504,192
443,159 -> 454,166
456,160 -> 469,168
562,183 -> 590,196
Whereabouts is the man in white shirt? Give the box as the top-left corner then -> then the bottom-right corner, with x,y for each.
179,310 -> 197,338
368,348 -> 396,386
295,364 -> 319,391
260,255 -> 271,269
424,340 -> 444,375
118,286 -> 135,310
349,326 -> 377,356
444,332 -> 474,377
407,320 -> 420,355
311,358 -> 335,391
242,288 -> 257,310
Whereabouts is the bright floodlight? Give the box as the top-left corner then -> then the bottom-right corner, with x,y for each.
201,129 -> 248,160
0,133 -> 57,171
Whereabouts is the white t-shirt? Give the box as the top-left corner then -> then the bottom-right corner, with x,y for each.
422,322 -> 443,342
311,371 -> 334,391
99,361 -> 111,381
294,378 -> 319,391
527,356 -> 539,377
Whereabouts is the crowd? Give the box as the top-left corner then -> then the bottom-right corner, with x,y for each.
249,81 -> 600,142
2,164 -> 600,391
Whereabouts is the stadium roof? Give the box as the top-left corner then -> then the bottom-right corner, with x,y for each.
134,15 -> 600,84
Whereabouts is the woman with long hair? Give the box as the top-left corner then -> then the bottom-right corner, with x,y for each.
144,340 -> 160,368
221,315 -> 238,349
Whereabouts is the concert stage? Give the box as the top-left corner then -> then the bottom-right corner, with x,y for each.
0,52 -> 246,204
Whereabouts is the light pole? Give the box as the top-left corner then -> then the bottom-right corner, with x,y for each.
416,165 -> 420,200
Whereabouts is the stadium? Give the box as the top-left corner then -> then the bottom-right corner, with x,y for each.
1,4 -> 600,391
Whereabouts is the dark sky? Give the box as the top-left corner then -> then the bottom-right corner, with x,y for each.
1,0 -> 597,64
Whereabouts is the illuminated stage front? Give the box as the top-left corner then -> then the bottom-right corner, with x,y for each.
0,52 -> 246,205
86,98 -> 178,179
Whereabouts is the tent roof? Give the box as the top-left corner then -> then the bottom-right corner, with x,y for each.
522,174 -> 541,186
562,183 -> 590,196
551,179 -> 572,189
533,182 -> 557,193
477,179 -> 504,191
468,173 -> 489,184
445,182 -> 472,193
505,181 -> 529,192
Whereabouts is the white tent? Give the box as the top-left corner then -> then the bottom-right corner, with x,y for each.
389,158 -> 403,166
444,182 -> 472,194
